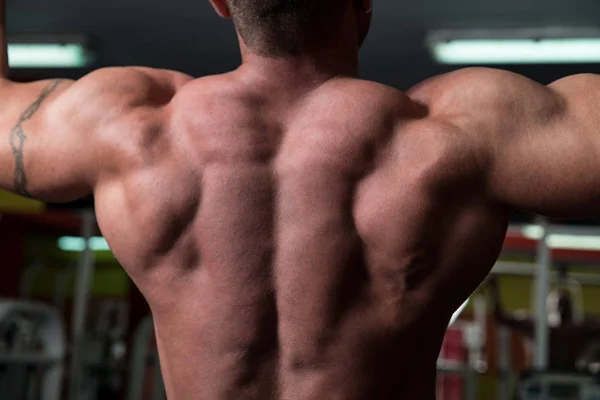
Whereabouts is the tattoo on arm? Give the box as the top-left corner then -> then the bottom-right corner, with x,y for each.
9,79 -> 64,197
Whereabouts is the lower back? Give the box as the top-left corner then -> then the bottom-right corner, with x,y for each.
149,268 -> 441,400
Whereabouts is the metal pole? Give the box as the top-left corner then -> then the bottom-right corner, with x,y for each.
53,263 -> 76,314
20,258 -> 44,298
69,209 -> 96,400
534,217 -> 550,370
492,262 -> 600,286
534,218 -> 551,399
128,318 -> 155,400
497,327 -> 512,400
464,367 -> 477,400
473,294 -> 487,370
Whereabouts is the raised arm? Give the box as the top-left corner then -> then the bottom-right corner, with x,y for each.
0,2 -> 191,203
488,277 -> 534,337
0,70 -> 191,203
414,67 -> 600,218
485,70 -> 600,217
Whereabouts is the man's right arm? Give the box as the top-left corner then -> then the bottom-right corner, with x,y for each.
424,68 -> 600,218
0,0 -> 192,203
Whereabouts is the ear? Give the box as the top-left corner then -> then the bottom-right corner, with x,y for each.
209,0 -> 232,18
354,0 -> 373,47
360,0 -> 373,14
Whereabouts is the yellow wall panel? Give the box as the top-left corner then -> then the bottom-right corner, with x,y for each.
0,190 -> 44,212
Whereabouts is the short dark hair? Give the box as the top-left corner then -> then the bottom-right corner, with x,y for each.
226,0 -> 348,56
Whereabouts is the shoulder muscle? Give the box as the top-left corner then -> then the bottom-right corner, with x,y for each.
409,67 -> 561,126
51,67 -> 193,118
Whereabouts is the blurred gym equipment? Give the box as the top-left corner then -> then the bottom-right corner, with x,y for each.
528,264 -> 585,326
492,221 -> 600,400
78,301 -> 128,400
127,317 -> 165,400
437,294 -> 487,400
517,371 -> 600,400
0,300 -> 65,400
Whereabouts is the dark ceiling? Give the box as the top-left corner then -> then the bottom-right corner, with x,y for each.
10,0 -> 600,222
8,0 -> 600,87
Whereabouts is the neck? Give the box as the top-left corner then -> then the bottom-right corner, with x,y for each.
236,34 -> 359,93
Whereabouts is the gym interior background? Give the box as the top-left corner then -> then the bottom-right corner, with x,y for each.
2,0 -> 600,399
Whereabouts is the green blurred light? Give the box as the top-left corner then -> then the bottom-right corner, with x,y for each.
58,236 -> 86,252
58,236 -> 111,252
89,237 -> 111,251
8,43 -> 91,68
432,38 -> 600,65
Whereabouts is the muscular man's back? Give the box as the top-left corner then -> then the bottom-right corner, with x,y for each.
93,73 -> 509,399
2,1 -> 600,399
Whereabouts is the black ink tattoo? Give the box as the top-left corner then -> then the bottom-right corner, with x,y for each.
9,79 -> 64,197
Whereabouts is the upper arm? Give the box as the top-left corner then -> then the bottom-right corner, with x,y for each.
487,279 -> 534,335
428,68 -> 600,218
0,67 -> 191,203
496,313 -> 535,336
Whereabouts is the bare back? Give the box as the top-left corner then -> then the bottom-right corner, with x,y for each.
94,73 -> 510,400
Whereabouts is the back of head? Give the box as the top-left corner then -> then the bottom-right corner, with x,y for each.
548,290 -> 574,325
557,291 -> 574,323
226,0 -> 348,55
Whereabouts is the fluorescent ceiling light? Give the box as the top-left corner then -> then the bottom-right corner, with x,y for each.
431,38 -> 600,65
428,29 -> 600,65
521,225 -> 600,251
58,236 -> 111,252
8,43 -> 92,69
522,225 -> 544,239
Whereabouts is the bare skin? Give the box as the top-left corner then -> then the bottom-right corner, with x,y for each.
489,277 -> 600,370
2,1 -> 600,399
